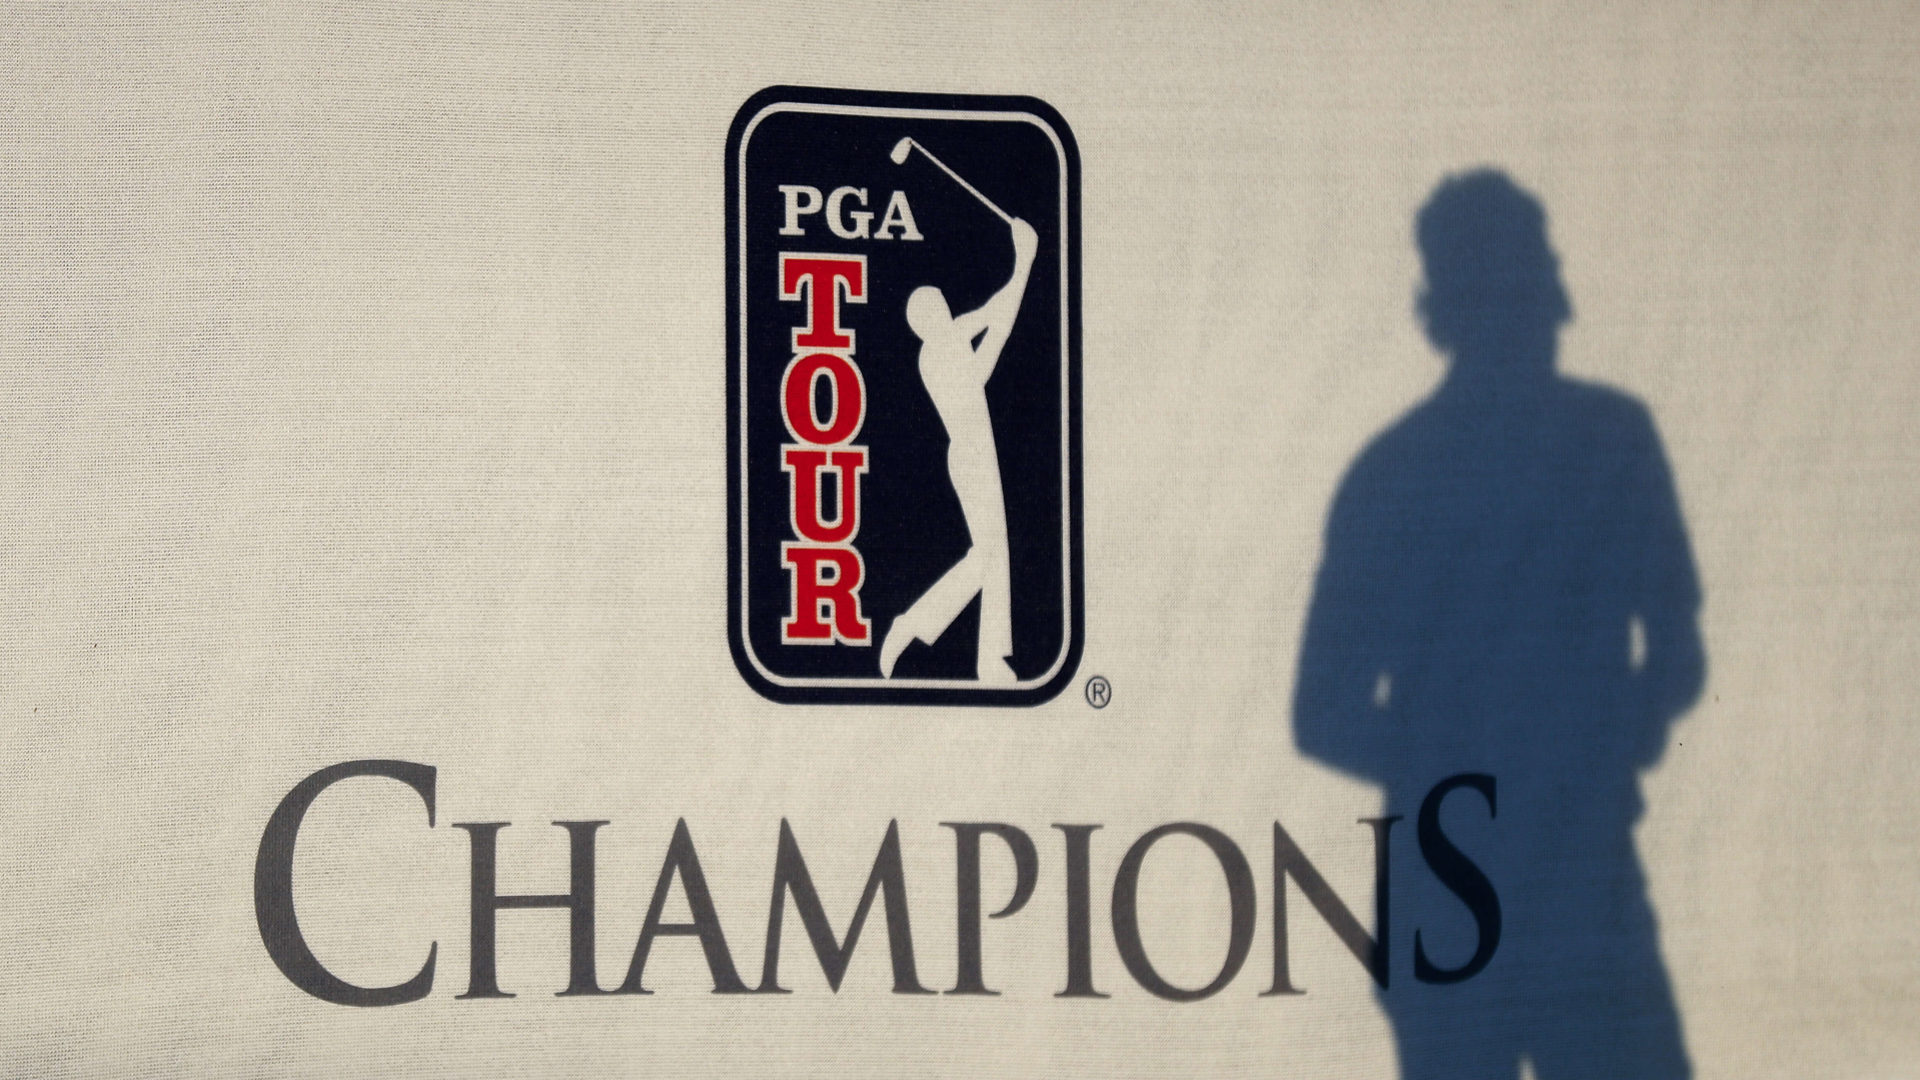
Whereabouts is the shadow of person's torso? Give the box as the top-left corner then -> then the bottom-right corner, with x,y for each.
1293,170 -> 1703,1080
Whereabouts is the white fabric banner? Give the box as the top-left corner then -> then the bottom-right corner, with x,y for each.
1,4 -> 1915,1077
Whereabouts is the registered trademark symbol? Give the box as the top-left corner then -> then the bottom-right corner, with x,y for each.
1085,675 -> 1111,709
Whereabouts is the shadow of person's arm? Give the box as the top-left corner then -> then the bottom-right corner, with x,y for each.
1622,403 -> 1706,769
1632,605 -> 1704,768
1293,468 -> 1400,782
951,220 -> 1037,380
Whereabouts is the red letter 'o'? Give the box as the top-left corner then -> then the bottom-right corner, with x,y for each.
782,352 -> 864,445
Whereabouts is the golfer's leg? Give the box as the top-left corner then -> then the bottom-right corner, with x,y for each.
881,552 -> 980,676
976,547 -> 1013,681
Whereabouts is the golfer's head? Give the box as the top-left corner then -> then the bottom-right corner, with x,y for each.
905,286 -> 952,340
1415,169 -> 1571,368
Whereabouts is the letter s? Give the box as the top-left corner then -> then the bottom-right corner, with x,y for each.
254,760 -> 437,1005
1413,773 -> 1501,984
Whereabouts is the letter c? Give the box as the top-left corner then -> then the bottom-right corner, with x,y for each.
254,759 -> 438,1006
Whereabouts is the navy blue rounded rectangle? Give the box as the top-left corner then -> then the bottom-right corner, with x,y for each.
727,86 -> 1082,706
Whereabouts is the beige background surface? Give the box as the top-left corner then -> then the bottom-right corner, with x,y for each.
2,3 -> 1916,1076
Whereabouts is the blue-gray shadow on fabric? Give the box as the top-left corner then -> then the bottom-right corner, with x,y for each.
1293,169 -> 1704,1080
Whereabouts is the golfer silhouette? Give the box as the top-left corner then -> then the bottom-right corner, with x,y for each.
878,191 -> 1038,684
1294,170 -> 1703,1078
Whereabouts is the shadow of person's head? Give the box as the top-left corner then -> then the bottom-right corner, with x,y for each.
1416,170 -> 1572,376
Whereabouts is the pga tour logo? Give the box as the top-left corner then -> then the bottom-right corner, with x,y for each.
727,87 -> 1082,705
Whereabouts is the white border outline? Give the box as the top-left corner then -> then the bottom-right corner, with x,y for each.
736,100 -> 1075,692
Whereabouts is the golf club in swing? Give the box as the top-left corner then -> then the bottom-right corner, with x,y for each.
889,137 -> 1016,228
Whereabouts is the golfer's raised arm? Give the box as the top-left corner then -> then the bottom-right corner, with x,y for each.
962,219 -> 1039,375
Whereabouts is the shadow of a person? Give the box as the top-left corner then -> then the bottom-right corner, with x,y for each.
1294,170 -> 1704,1079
